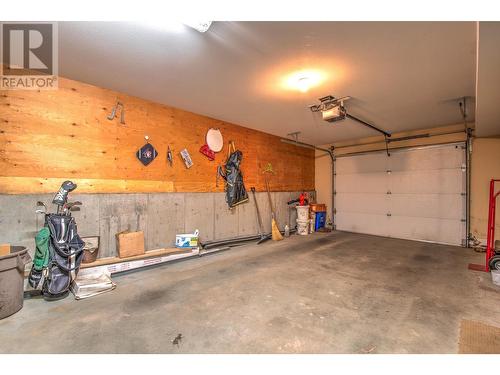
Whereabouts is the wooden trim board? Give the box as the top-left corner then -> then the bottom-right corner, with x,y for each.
0,176 -> 175,194
81,247 -> 192,268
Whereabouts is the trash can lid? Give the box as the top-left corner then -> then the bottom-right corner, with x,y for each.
0,246 -> 28,261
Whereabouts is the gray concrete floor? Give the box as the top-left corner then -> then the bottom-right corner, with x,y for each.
1,231 -> 499,354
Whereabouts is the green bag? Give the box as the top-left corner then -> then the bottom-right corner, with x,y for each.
33,227 -> 50,271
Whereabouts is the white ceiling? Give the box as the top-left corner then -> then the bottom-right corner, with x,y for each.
58,21 -> 478,144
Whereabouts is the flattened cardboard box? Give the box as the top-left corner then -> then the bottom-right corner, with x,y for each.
116,231 -> 145,258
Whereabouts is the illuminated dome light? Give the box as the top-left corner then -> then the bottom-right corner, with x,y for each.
283,70 -> 325,93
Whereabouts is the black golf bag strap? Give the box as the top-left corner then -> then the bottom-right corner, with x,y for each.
50,255 -> 81,273
52,243 -> 83,259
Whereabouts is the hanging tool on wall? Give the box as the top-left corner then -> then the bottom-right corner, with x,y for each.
167,146 -> 173,167
262,162 -> 275,175
107,100 -> 125,124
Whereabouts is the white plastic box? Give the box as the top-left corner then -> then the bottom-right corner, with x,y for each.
175,230 -> 199,249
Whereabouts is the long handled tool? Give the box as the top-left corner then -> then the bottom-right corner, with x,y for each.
265,177 -> 283,241
251,187 -> 270,244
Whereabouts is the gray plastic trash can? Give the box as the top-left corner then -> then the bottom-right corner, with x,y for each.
0,246 -> 31,319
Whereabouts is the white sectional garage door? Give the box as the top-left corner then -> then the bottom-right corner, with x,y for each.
335,143 -> 466,245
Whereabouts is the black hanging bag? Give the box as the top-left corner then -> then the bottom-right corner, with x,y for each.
218,141 -> 249,209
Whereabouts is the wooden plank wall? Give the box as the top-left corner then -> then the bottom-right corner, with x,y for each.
0,77 -> 314,194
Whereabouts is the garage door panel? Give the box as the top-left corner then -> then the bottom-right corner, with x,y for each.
336,153 -> 389,174
336,193 -> 388,215
336,172 -> 388,193
336,212 -> 389,236
389,194 -> 464,219
389,145 -> 465,172
334,143 -> 466,245
388,216 -> 464,245
390,169 -> 464,194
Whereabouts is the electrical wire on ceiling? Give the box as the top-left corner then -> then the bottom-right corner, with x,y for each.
459,96 -> 468,132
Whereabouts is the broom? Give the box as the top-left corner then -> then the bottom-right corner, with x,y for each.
265,178 -> 283,241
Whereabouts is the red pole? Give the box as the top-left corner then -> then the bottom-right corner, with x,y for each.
485,179 -> 500,271
468,179 -> 500,272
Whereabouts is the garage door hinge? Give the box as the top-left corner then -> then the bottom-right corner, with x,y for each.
461,192 -> 466,196
386,169 -> 392,174
461,219 -> 466,222
387,190 -> 392,194
387,213 -> 392,217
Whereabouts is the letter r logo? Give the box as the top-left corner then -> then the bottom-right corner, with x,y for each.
2,23 -> 53,75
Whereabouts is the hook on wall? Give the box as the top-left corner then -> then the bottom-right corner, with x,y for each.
107,101 -> 125,124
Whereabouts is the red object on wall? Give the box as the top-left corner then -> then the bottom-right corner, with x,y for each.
468,179 -> 500,272
199,144 -> 215,161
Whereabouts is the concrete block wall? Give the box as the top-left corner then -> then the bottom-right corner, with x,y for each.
0,191 -> 314,259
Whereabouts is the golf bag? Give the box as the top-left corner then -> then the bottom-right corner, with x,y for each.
218,142 -> 249,209
28,181 -> 85,300
45,214 -> 85,298
29,214 -> 85,300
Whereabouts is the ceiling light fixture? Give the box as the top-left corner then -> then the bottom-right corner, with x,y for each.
296,77 -> 312,93
184,21 -> 212,33
284,70 -> 324,93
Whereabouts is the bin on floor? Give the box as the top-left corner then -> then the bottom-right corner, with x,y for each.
314,211 -> 326,231
0,246 -> 31,320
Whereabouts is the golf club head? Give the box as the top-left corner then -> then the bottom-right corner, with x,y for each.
36,201 -> 46,214
64,201 -> 82,210
52,180 -> 77,207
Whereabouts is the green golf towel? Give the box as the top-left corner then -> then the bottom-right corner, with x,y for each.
33,227 -> 50,271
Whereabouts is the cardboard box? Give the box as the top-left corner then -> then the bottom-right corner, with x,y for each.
0,244 -> 10,257
116,231 -> 145,258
